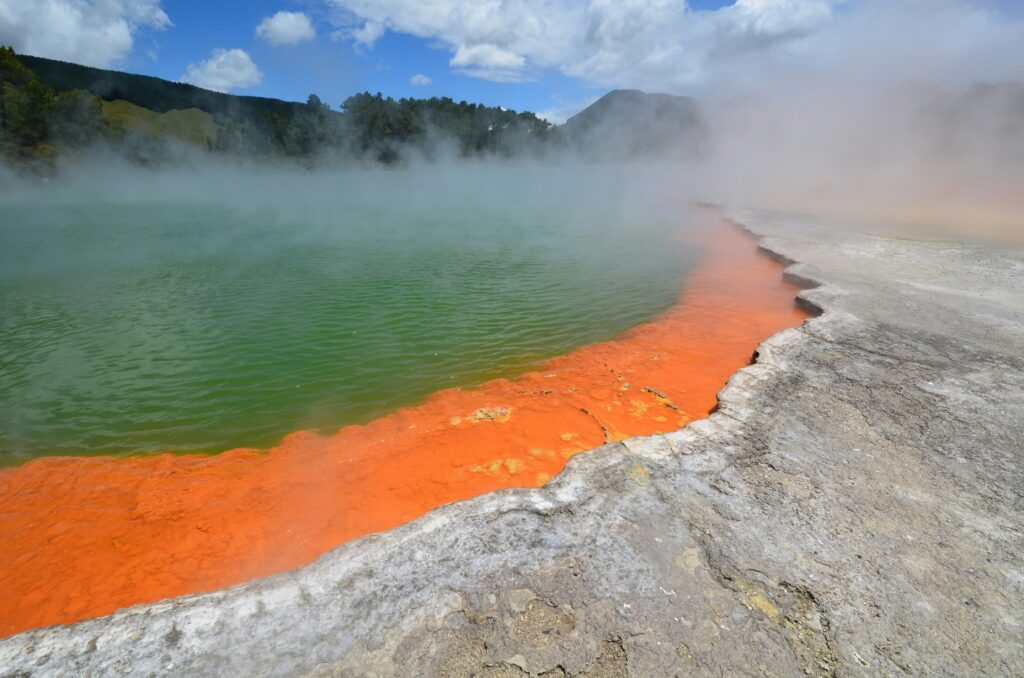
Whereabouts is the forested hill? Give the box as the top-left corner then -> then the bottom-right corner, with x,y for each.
18,54 -> 310,122
562,89 -> 707,160
1,48 -> 710,170
1,48 -> 556,167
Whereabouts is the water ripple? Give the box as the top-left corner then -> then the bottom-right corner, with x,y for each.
0,172 -> 698,462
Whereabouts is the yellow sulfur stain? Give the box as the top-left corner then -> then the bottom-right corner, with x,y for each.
744,591 -> 781,624
535,473 -> 551,487
469,407 -> 512,423
627,462 -> 650,485
504,458 -> 524,474
675,547 -> 701,575
469,457 -> 525,476
733,577 -> 782,624
609,427 -> 628,442
468,460 -> 502,475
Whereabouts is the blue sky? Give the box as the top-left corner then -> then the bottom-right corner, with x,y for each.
143,14 -> 603,116
2,0 -> 1021,122
10,0 -> 737,120
131,0 -> 733,115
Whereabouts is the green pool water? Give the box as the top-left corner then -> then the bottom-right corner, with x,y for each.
0,165 -> 699,464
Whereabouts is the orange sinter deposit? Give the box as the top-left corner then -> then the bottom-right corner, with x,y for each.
0,213 -> 808,638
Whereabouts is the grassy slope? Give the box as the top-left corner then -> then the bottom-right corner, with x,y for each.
19,54 -> 309,122
100,100 -> 220,148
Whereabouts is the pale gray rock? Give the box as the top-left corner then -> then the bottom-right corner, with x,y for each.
2,210 -> 1022,677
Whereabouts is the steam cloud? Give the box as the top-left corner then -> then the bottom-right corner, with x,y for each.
682,0 -> 1024,240
3,0 -> 1022,240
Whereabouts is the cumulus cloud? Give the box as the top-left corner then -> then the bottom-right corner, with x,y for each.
450,44 -> 531,81
256,11 -> 316,46
331,20 -> 385,49
727,0 -> 832,37
181,48 -> 263,93
450,44 -> 526,70
410,73 -> 432,86
323,0 -> 837,86
0,0 -> 171,67
323,0 -> 1022,93
352,21 -> 384,47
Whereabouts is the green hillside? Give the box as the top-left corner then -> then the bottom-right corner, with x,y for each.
3,48 -> 558,166
101,100 -> 220,148
0,47 -> 107,165
18,54 -> 309,123
2,48 -> 708,169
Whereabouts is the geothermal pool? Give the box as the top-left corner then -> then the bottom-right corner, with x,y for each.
0,168 -> 696,463
0,167 -> 807,638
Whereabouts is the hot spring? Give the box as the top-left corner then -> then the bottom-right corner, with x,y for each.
0,163 -> 807,637
0,165 -> 696,463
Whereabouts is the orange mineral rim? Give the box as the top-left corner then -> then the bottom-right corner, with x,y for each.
0,210 -> 808,637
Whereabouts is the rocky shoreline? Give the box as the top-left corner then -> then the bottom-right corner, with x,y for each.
3,209 -> 1022,676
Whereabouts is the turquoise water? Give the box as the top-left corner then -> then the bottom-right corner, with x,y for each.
0,165 -> 698,463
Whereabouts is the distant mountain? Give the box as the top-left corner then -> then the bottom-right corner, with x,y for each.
561,89 -> 708,161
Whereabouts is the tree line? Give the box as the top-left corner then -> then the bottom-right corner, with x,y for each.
0,47 -> 108,165
1,48 -> 556,169
215,92 -> 554,162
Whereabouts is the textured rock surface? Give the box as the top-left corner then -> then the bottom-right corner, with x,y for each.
3,210 -> 1023,677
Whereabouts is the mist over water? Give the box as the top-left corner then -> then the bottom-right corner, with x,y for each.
0,164 -> 697,463
2,0 -> 1020,463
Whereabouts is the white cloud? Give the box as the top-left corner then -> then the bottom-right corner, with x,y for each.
729,0 -> 832,36
181,48 -> 263,93
256,11 -> 316,46
450,44 -> 530,81
354,21 -> 384,47
0,0 -> 171,67
457,68 -> 532,84
322,0 -> 1024,92
333,20 -> 385,49
410,73 -> 432,86
450,44 -> 526,70
323,0 -> 839,86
